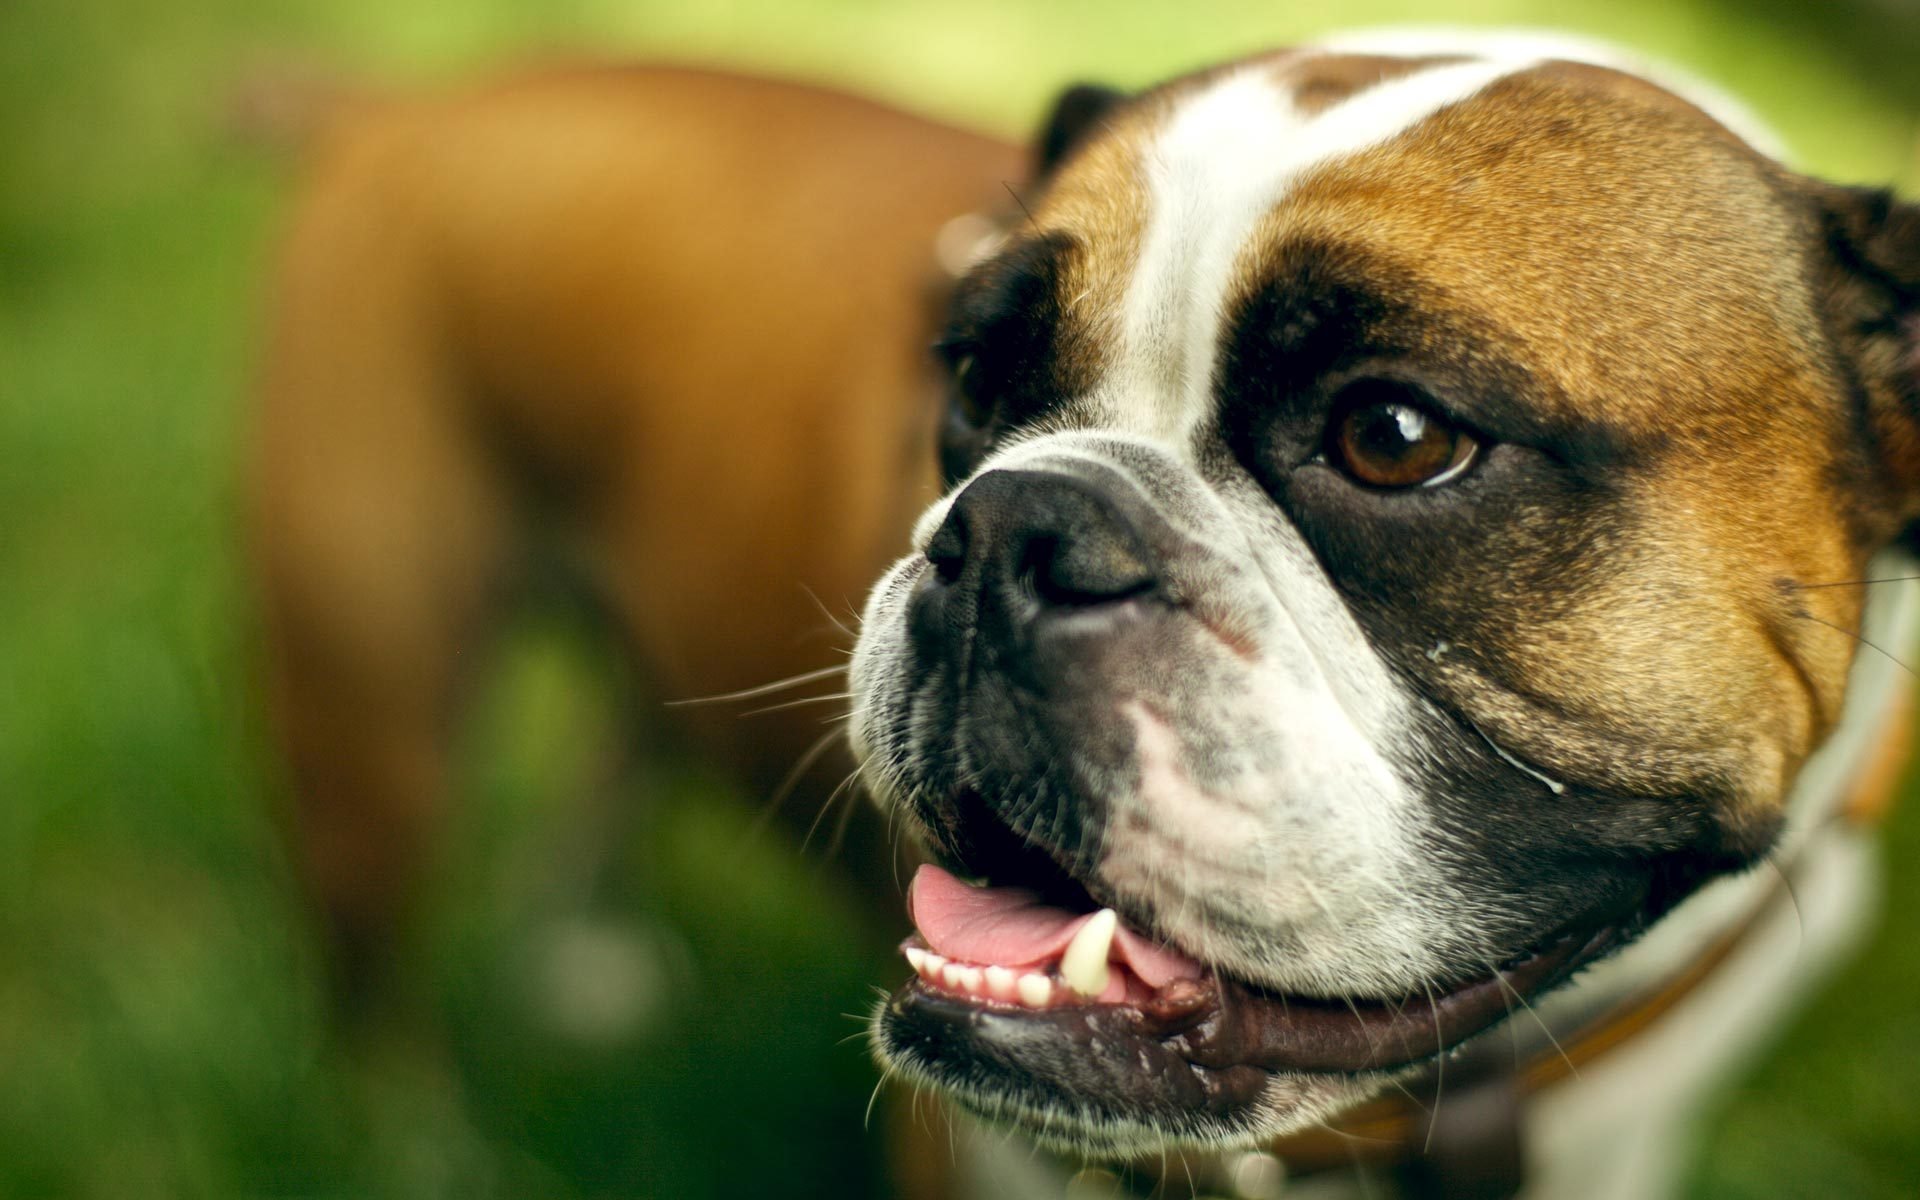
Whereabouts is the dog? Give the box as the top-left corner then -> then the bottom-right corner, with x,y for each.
250,32 -> 1920,1199
846,29 -> 1920,1199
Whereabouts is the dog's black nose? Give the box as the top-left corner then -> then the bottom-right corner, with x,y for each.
917,469 -> 1159,645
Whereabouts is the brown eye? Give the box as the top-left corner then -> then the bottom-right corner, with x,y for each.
1328,382 -> 1478,489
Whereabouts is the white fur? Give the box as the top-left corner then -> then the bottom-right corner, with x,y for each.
1105,54 -> 1540,446
1314,27 -> 1789,160
1038,53 -> 1551,994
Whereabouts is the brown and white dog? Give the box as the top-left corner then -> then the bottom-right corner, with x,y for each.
847,28 -> 1920,1198
252,28 -> 1920,1200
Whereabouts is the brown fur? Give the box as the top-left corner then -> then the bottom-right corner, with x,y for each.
1262,66 -> 1862,818
248,63 -> 1021,1001
1280,52 -> 1465,115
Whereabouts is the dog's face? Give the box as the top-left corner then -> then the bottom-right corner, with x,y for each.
850,35 -> 1920,1155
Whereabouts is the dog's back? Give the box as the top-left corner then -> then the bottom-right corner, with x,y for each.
248,63 -> 1020,1002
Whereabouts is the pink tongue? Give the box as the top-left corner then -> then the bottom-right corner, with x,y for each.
907,863 -> 1203,988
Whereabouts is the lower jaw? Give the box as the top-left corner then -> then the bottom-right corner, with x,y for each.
874,985 -> 1391,1158
874,909 -> 1643,1150
873,984 -> 1277,1145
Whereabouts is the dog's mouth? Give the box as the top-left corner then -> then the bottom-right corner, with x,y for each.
879,833 -> 1648,1145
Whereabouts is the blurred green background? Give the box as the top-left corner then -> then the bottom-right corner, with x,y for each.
3,1 -> 1917,1197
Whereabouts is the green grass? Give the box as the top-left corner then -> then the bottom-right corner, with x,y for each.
2,0 -> 1916,1196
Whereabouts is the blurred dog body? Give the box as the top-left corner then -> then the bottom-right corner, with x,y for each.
249,63 -> 1021,1001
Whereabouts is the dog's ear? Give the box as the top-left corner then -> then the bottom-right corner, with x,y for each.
1032,83 -> 1128,181
1814,184 -> 1920,540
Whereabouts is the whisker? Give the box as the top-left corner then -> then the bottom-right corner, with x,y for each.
1421,980 -> 1444,1155
824,770 -> 867,857
945,1089 -> 960,1167
1790,609 -> 1918,677
1301,1110 -> 1405,1192
801,584 -> 859,642
1001,180 -> 1035,223
1485,960 -> 1578,1081
1340,994 -> 1385,1061
1313,1113 -> 1398,1145
1759,852 -> 1807,951
745,725 -> 848,841
801,765 -> 865,856
865,1067 -> 893,1132
738,691 -> 853,719
663,663 -> 845,707
1386,1076 -> 1433,1117
1790,573 -> 1920,590
886,784 -> 907,895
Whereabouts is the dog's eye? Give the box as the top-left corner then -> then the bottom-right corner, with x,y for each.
952,354 -> 991,427
933,337 -> 1000,484
937,339 -> 993,429
1326,380 -> 1478,489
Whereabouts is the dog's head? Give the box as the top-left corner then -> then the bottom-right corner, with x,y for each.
850,32 -> 1920,1155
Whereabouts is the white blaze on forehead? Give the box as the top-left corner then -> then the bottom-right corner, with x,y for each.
1315,27 -> 1788,159
1107,53 -> 1539,446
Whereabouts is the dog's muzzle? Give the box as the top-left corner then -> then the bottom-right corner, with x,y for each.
900,467 -> 1172,866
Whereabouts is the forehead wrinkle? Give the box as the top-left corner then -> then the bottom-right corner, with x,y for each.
1103,53 -> 1540,452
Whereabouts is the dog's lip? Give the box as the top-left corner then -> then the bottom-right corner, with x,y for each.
885,900 -> 1640,1084
1184,917 -> 1625,1074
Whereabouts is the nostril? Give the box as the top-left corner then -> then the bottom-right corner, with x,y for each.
925,514 -> 967,585
1015,533 -> 1059,595
1027,528 -> 1157,608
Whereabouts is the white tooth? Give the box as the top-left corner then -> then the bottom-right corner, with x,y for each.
1016,973 -> 1053,1008
983,966 -> 1017,1000
1060,909 -> 1116,997
955,966 -> 984,993
905,947 -> 928,975
923,952 -> 948,975
941,963 -> 969,990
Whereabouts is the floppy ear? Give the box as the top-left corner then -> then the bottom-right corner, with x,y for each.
1031,83 -> 1128,181
1815,185 -> 1920,539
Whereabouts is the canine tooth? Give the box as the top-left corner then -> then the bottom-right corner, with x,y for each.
923,952 -> 948,975
905,947 -> 929,976
983,965 -> 1017,1001
1016,973 -> 1053,1007
1060,909 -> 1116,997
